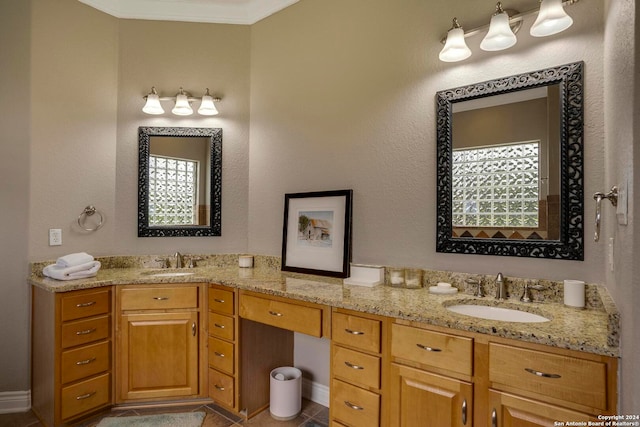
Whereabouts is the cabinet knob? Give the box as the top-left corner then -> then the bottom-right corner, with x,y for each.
491,408 -> 497,427
462,399 -> 467,425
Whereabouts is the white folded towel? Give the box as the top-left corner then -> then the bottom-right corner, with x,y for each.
43,261 -> 101,281
56,252 -> 95,268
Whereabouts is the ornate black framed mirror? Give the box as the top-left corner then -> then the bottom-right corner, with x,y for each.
138,127 -> 222,237
436,62 -> 584,259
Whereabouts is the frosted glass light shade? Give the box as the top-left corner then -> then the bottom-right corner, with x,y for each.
198,95 -> 219,116
439,27 -> 472,62
530,0 -> 573,37
142,93 -> 164,115
172,93 -> 193,116
481,11 -> 517,51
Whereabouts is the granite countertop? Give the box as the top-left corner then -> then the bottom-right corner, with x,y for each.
29,262 -> 620,358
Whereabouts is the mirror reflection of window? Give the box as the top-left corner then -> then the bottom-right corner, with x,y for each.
149,155 -> 199,226
452,85 -> 560,240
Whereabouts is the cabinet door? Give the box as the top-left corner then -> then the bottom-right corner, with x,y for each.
120,312 -> 199,401
390,363 -> 472,427
489,390 -> 598,427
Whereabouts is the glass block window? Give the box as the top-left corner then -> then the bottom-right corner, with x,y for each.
452,141 -> 539,228
148,155 -> 198,226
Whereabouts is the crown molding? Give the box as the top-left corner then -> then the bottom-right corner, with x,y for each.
78,0 -> 299,25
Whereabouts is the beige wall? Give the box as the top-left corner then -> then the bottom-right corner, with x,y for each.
1,0 -> 638,410
0,0 -> 31,392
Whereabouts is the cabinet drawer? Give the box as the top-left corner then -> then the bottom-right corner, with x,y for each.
61,373 -> 110,420
240,294 -> 322,337
61,289 -> 111,321
120,286 -> 198,310
332,345 -> 381,390
61,315 -> 110,349
489,343 -> 608,410
208,312 -> 234,341
331,379 -> 380,427
208,337 -> 234,375
61,341 -> 110,384
209,287 -> 234,315
332,313 -> 381,354
391,324 -> 472,376
209,369 -> 234,408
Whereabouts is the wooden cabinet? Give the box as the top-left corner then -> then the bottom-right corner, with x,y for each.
116,284 -> 205,402
390,323 -> 473,427
32,286 -> 113,427
330,310 -> 386,427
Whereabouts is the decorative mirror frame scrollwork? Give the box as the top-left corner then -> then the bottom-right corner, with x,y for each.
138,126 -> 222,237
435,62 -> 584,260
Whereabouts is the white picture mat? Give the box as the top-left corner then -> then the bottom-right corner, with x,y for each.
284,195 -> 347,273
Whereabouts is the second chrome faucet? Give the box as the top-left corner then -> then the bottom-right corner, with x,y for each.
495,272 -> 505,300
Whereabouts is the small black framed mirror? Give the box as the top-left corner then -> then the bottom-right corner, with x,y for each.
435,62 -> 584,259
138,126 -> 222,237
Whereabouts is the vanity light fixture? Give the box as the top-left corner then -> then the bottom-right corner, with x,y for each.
480,2 -> 518,51
142,87 -> 221,116
439,18 -> 472,62
439,0 -> 579,62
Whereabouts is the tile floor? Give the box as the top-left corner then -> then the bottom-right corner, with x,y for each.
0,399 -> 328,427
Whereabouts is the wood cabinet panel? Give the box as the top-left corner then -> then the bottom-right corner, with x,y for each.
489,343 -> 608,411
209,288 -> 235,315
208,312 -> 235,341
209,369 -> 235,408
391,324 -> 473,376
331,379 -> 380,427
61,289 -> 110,321
390,363 -> 472,427
61,341 -> 110,384
332,345 -> 381,390
60,373 -> 111,421
240,294 -> 322,337
489,390 -> 598,427
208,336 -> 235,375
332,312 -> 381,353
61,315 -> 110,349
120,286 -> 198,310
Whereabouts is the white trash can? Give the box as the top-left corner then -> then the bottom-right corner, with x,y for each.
269,366 -> 302,421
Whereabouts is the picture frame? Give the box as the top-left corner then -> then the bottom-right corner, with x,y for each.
281,189 -> 353,278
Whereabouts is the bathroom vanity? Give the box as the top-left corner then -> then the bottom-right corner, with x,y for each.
30,258 -> 619,427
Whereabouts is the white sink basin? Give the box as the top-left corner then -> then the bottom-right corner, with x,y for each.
446,304 -> 550,323
149,272 -> 195,277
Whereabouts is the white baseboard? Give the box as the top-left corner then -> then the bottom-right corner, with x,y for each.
0,390 -> 31,414
302,378 -> 329,408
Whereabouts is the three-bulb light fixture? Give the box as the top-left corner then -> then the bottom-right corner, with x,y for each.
439,0 -> 578,63
142,87 -> 221,116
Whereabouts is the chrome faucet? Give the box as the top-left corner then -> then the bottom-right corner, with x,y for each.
520,282 -> 545,303
467,278 -> 483,297
174,252 -> 183,269
495,272 -> 505,300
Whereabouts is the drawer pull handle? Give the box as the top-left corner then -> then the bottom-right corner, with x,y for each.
344,361 -> 364,370
214,384 -> 225,391
524,368 -> 561,379
214,323 -> 226,329
491,408 -> 497,427
192,322 -> 197,337
76,301 -> 96,308
462,399 -> 467,425
76,391 -> 96,401
76,357 -> 96,366
269,311 -> 283,317
153,297 -> 169,300
344,401 -> 364,411
214,351 -> 225,358
344,328 -> 364,335
214,298 -> 225,303
76,328 -> 96,336
416,343 -> 442,352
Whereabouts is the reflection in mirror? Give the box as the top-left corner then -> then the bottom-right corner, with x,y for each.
138,127 -> 222,237
436,62 -> 584,259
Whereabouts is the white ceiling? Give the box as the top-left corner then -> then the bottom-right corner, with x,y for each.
78,0 -> 300,25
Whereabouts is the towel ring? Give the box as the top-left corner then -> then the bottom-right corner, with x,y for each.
78,205 -> 104,231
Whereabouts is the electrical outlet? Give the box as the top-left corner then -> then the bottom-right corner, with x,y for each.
49,228 -> 62,246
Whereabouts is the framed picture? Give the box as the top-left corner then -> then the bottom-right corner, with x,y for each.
281,189 -> 353,278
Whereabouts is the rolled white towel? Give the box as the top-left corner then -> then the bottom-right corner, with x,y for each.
43,261 -> 101,281
56,252 -> 95,268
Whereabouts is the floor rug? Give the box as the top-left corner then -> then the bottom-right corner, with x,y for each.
96,411 -> 205,427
